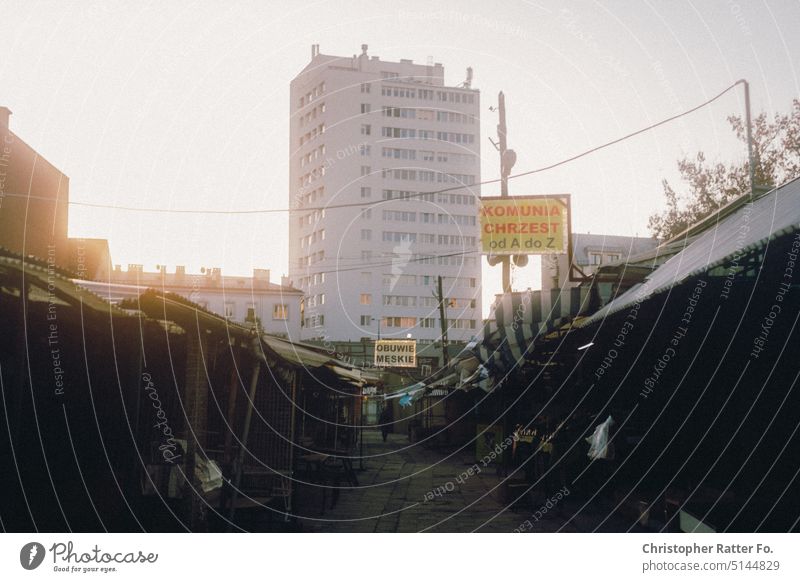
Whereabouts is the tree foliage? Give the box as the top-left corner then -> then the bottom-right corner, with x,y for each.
649,99 -> 800,240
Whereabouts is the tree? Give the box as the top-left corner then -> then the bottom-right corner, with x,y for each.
649,99 -> 800,240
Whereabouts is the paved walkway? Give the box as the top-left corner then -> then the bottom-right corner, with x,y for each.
295,430 -> 633,533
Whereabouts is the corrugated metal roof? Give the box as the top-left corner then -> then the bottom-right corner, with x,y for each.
578,177 -> 800,326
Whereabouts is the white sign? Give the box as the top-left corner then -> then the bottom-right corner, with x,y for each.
374,340 -> 416,368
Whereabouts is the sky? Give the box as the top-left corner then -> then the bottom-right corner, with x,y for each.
2,0 -> 798,316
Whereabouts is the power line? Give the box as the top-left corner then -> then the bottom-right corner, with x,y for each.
297,249 -> 481,276
46,80 -> 743,215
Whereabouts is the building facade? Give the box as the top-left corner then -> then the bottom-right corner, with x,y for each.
1,107 -> 112,280
79,265 -> 303,341
0,106 -> 70,268
289,45 -> 482,342
541,232 -> 660,293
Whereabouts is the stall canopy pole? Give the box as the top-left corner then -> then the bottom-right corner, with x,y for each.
226,358 -> 261,529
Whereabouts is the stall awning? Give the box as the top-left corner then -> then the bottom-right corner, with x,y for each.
260,335 -> 366,386
578,177 -> 800,327
482,286 -> 590,365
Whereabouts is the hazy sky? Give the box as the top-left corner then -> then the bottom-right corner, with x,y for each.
2,0 -> 798,314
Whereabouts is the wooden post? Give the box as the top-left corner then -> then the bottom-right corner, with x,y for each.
227,358 -> 261,528
437,275 -> 450,367
183,330 -> 209,531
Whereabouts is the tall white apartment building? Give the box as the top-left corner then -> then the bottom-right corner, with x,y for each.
289,44 -> 482,342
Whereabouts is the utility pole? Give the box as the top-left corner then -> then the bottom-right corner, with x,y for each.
436,275 -> 449,367
493,91 -> 519,293
741,79 -> 757,197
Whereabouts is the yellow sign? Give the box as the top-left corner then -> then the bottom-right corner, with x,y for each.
479,195 -> 570,255
374,340 -> 416,368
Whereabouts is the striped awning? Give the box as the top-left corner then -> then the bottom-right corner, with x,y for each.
444,286 -> 591,392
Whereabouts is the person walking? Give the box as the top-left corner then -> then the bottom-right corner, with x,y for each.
378,406 -> 392,442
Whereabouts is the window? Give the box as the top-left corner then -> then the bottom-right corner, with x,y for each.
361,124 -> 371,135
421,317 -> 436,328
382,316 -> 417,328
361,229 -> 372,241
360,315 -> 372,326
590,253 -> 602,265
361,103 -> 371,114
361,187 -> 372,198
319,293 -> 325,305
383,295 -> 417,307
360,293 -> 372,305
224,302 -> 236,319
359,144 -> 371,156
361,165 -> 371,176
360,83 -> 371,93
271,304 -> 288,320
606,254 -> 620,263
361,250 -> 373,261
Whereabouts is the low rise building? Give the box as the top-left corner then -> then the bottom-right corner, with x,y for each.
79,265 -> 303,340
542,232 -> 659,294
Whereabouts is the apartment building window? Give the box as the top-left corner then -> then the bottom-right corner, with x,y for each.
382,210 -> 416,222
361,229 -> 372,241
361,124 -> 371,135
383,273 -> 416,286
607,253 -> 620,263
361,208 -> 372,219
319,293 -> 325,305
360,103 -> 371,114
382,316 -> 416,328
360,315 -> 372,326
382,231 -> 417,243
590,253 -> 602,265
361,187 -> 372,198
360,83 -> 371,93
362,250 -> 373,261
383,295 -> 417,307
361,165 -> 371,176
421,150 -> 434,161
224,302 -> 236,319
360,293 -> 372,305
421,317 -> 436,328
359,144 -> 371,156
